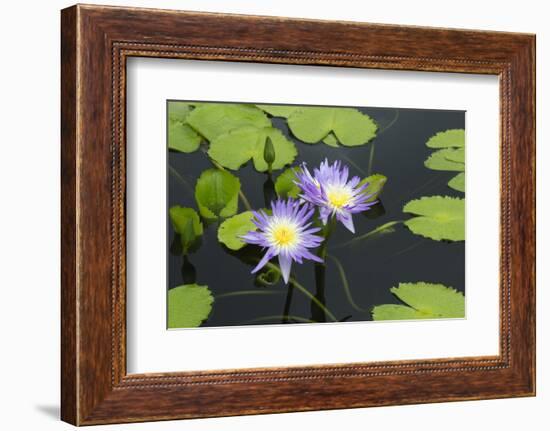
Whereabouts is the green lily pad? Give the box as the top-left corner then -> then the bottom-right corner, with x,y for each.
208,126 -> 297,172
444,147 -> 465,164
168,284 -> 214,328
448,172 -> 465,192
403,196 -> 465,241
195,169 -> 240,219
322,133 -> 340,147
256,104 -> 299,118
372,282 -> 465,321
274,166 -> 301,199
425,148 -> 465,172
168,102 -> 202,153
287,107 -> 377,147
359,174 -> 387,202
186,103 -> 271,142
426,129 -> 465,148
217,211 -> 256,251
372,304 -> 431,321
169,206 -> 203,253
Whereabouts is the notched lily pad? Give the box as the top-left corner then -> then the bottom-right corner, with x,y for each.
217,211 -> 256,251
256,104 -> 299,118
186,103 -> 271,142
169,206 -> 203,253
403,196 -> 465,241
425,149 -> 465,172
426,129 -> 465,149
322,133 -> 340,147
372,282 -> 465,321
208,126 -> 297,172
168,284 -> 214,328
274,166 -> 301,199
448,172 -> 465,192
372,304 -> 430,321
287,107 -> 377,147
168,102 -> 202,153
194,168 -> 241,219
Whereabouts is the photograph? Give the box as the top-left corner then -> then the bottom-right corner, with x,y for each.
166,101 -> 466,328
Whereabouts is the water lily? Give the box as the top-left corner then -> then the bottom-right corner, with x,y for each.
241,198 -> 324,283
295,159 -> 376,233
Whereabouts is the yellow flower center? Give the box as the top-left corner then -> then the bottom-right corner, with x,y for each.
326,187 -> 352,208
271,224 -> 297,247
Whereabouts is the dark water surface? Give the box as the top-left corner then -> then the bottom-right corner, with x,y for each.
168,102 -> 465,327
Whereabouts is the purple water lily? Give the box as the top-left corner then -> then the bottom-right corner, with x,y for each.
295,159 -> 376,233
241,198 -> 324,284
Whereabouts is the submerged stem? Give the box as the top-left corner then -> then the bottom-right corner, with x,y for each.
169,164 -> 193,195
378,109 -> 400,135
367,143 -> 376,176
215,290 -> 282,300
335,220 -> 403,248
328,254 -> 368,313
264,262 -> 338,322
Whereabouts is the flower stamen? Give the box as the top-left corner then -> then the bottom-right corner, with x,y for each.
271,224 -> 298,247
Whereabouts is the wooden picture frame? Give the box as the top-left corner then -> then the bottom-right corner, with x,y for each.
61,4 -> 536,425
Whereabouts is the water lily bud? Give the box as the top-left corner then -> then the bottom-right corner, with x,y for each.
263,136 -> 276,167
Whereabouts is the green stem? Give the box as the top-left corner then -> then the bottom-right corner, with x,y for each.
335,220 -> 403,248
339,154 -> 366,176
318,217 -> 336,261
264,262 -> 338,322
168,165 -> 193,195
387,239 -> 424,260
238,190 -> 253,212
367,143 -> 376,176
215,290 -> 282,300
328,254 -> 368,313
378,109 -> 400,135
282,279 -> 295,323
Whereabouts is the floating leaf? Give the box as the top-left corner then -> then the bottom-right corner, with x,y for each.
168,123 -> 202,153
448,172 -> 465,192
168,284 -> 214,328
168,102 -> 202,153
169,206 -> 203,253
256,104 -> 299,118
217,211 -> 256,250
322,133 -> 340,147
208,126 -> 297,172
403,196 -> 465,241
425,149 -> 465,172
195,169 -> 240,219
359,173 -> 387,202
274,166 -> 301,198
444,147 -> 465,164
186,103 -> 270,141
372,282 -> 465,321
392,282 -> 465,317
288,107 -> 377,146
426,129 -> 465,148
372,304 -> 430,321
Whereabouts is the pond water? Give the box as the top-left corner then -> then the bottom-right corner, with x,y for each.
168,103 -> 465,327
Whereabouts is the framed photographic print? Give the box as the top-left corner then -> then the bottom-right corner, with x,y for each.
61,4 -> 536,425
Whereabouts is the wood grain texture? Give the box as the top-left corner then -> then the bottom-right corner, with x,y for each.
60,4 -> 536,425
